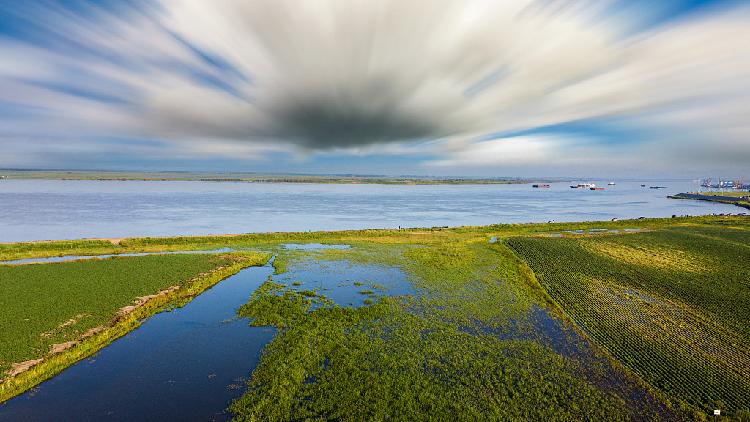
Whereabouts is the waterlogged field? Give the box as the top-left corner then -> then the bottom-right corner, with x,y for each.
507,224 -> 750,416
0,216 -> 748,420
229,242 -> 674,420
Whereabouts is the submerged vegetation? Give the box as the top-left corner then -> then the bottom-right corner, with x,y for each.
1,215 -> 749,419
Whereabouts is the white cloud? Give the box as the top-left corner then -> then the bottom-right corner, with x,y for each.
427,136 -> 562,168
0,1 -> 748,173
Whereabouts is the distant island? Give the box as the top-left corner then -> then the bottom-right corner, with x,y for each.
0,170 -> 541,185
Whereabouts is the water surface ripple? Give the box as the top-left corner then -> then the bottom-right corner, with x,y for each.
0,180 -> 740,242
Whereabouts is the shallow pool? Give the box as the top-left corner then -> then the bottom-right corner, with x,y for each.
275,258 -> 415,308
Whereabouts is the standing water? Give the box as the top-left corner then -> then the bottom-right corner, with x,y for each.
0,261 -> 275,421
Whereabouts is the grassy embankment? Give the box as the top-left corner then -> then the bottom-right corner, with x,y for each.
1,216 -> 748,419
0,252 -> 270,402
0,215 -> 734,262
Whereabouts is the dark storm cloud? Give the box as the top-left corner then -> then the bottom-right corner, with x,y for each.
270,98 -> 439,149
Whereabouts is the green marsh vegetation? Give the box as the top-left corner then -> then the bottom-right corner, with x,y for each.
0,252 -> 269,401
229,239 -> 676,420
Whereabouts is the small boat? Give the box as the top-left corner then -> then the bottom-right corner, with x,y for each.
532,184 -> 550,188
641,184 -> 646,187
570,183 -> 596,189
590,187 -> 605,191
650,186 -> 667,189
607,182 -> 615,186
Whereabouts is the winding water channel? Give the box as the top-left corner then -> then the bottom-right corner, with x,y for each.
0,260 -> 275,421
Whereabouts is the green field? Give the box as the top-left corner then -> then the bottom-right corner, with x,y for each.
507,225 -> 750,414
1,216 -> 749,419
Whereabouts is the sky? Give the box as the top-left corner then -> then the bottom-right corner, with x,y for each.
0,0 -> 748,178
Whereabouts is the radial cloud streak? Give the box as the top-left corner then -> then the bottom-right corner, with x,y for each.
0,0 -> 747,174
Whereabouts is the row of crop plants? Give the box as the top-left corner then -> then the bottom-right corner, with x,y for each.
506,228 -> 750,416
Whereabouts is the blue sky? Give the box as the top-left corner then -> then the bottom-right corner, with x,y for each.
0,0 -> 747,177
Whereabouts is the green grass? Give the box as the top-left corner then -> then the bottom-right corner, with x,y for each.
0,253 -> 243,378
0,239 -> 122,261
507,224 -> 750,415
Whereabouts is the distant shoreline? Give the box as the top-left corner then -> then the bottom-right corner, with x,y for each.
0,170 -> 542,185
668,192 -> 750,210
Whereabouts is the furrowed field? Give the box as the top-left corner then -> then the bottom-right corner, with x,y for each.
507,223 -> 750,415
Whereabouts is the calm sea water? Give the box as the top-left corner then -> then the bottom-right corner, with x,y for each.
0,179 -> 740,242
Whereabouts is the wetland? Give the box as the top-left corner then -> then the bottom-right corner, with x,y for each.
1,216 -> 748,420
